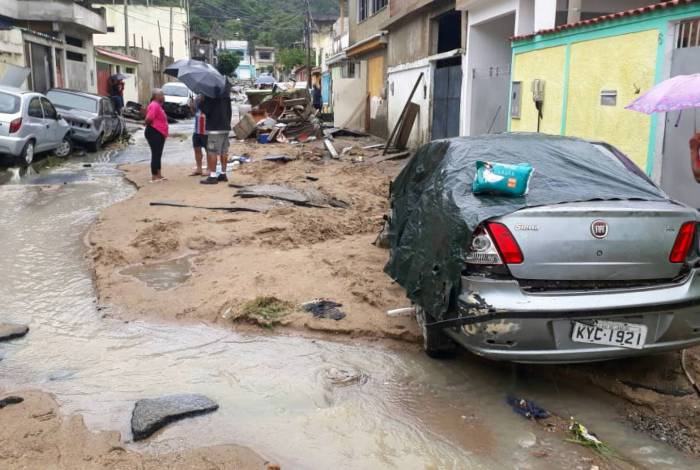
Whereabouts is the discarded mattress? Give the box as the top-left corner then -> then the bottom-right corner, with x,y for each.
384,133 -> 668,324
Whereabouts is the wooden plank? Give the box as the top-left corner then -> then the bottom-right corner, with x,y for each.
395,102 -> 419,150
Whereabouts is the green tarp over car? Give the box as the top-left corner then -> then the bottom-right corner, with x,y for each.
384,133 -> 669,325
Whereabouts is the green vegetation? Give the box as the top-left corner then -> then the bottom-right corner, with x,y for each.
188,0 -> 338,49
215,50 -> 241,76
278,48 -> 314,71
238,296 -> 294,327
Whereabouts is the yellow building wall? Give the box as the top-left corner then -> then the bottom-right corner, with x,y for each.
510,45 -> 567,134
566,30 -> 657,169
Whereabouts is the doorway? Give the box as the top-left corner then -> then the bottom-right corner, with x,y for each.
431,10 -> 462,140
26,42 -> 53,93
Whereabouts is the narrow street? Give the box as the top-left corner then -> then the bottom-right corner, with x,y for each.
0,133 -> 697,469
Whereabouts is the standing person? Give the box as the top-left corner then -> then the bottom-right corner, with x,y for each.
312,80 -> 322,113
189,94 -> 207,176
200,81 -> 232,185
109,77 -> 125,114
144,89 -> 169,182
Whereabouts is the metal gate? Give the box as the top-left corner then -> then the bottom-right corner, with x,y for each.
660,19 -> 700,207
432,62 -> 462,140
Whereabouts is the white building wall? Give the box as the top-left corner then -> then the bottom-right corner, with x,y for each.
459,0 -> 557,136
387,59 -> 431,149
94,4 -> 189,60
0,29 -> 26,87
332,64 -> 367,130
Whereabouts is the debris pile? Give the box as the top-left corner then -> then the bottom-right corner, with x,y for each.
234,88 -> 321,143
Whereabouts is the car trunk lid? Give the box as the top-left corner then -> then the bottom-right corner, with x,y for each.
0,113 -> 18,137
496,200 -> 697,281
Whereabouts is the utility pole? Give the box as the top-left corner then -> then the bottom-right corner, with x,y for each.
123,0 -> 129,55
169,7 -> 174,59
185,0 -> 192,58
339,0 -> 344,36
305,0 -> 312,89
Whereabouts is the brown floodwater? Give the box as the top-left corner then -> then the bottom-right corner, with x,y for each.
0,135 -> 697,469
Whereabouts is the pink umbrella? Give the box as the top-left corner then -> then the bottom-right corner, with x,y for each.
626,73 -> 700,114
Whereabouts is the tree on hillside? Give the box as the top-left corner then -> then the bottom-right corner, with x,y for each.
216,51 -> 241,76
277,48 -> 307,72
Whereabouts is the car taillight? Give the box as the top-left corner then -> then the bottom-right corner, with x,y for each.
9,117 -> 21,133
669,221 -> 696,263
487,222 -> 524,264
466,222 -> 524,265
466,227 -> 502,265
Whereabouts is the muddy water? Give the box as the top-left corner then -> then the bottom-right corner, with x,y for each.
0,140 -> 697,469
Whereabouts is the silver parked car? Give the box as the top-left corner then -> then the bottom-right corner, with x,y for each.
0,85 -> 73,165
399,137 -> 700,364
46,89 -> 123,152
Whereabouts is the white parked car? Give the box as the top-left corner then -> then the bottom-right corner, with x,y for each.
161,82 -> 193,119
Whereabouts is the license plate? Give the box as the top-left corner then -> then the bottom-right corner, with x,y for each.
571,320 -> 647,349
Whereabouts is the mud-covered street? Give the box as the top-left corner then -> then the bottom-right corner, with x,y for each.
0,129 -> 698,469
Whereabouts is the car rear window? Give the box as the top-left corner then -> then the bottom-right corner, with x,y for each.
46,91 -> 97,113
162,84 -> 190,97
0,92 -> 20,114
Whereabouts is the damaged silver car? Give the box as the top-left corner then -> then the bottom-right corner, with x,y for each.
386,134 -> 700,364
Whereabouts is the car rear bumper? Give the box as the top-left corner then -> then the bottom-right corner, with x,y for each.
0,135 -> 28,157
68,126 -> 99,143
449,270 -> 700,363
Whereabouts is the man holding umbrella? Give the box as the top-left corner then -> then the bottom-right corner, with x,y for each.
164,59 -> 232,184
200,80 -> 232,184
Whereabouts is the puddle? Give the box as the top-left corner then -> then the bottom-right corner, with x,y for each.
120,256 -> 192,290
0,139 -> 698,469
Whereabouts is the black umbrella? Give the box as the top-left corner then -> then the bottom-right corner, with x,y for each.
110,73 -> 128,80
163,59 -> 226,98
164,59 -> 214,77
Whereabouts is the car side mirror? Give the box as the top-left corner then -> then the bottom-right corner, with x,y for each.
55,114 -> 61,120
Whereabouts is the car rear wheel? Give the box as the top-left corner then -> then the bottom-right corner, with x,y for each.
52,135 -> 73,158
19,140 -> 35,166
416,306 -> 457,359
88,133 -> 103,152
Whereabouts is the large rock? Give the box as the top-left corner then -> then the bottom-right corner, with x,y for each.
0,323 -> 28,342
131,394 -> 218,441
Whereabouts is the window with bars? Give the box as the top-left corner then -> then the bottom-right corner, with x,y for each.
675,18 -> 700,48
372,0 -> 387,13
359,0 -> 368,21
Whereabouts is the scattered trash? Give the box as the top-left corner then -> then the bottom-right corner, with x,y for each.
258,133 -> 271,144
0,396 -> 23,409
301,299 -> 346,321
567,419 -> 614,455
506,396 -> 550,420
324,139 -> 339,159
264,154 -> 296,163
235,184 -> 348,209
473,161 -> 534,197
386,307 -> 415,317
229,154 -> 252,164
681,349 -> 700,397
324,127 -> 369,138
149,201 -> 261,213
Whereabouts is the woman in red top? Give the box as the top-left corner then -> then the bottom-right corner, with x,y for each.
144,89 -> 169,182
